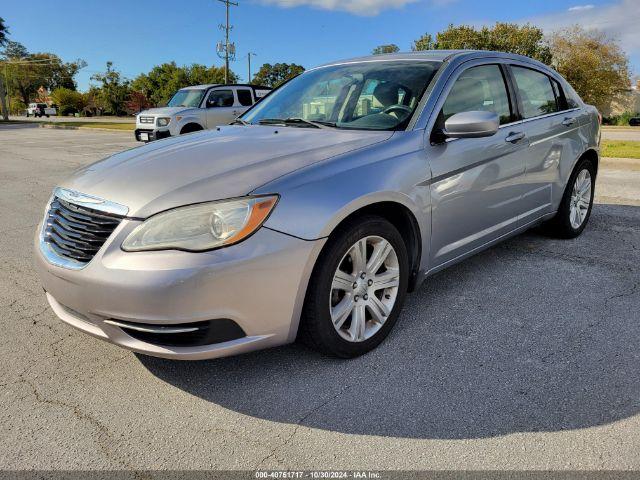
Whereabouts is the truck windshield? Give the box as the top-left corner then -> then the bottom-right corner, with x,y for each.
167,89 -> 206,108
242,60 -> 441,130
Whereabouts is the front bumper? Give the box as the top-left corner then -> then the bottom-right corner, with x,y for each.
34,221 -> 324,360
134,128 -> 171,142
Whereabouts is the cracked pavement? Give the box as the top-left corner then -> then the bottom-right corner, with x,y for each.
1,125 -> 639,470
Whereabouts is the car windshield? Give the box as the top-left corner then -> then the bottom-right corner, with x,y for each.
242,60 -> 441,130
167,89 -> 206,108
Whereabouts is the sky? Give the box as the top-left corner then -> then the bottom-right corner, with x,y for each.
2,0 -> 639,91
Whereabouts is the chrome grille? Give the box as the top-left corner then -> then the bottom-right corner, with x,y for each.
139,116 -> 154,124
43,197 -> 124,264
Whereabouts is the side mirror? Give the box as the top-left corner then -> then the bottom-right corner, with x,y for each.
443,111 -> 499,139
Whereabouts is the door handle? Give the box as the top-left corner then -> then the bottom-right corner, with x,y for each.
505,131 -> 525,143
562,117 -> 575,126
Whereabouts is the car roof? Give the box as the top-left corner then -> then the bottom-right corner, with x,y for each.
181,83 -> 271,90
313,50 -> 549,71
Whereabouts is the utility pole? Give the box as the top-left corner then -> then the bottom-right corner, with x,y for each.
247,52 -> 256,84
216,0 -> 238,84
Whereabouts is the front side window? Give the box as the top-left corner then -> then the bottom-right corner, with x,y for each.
441,64 -> 513,125
511,66 -> 558,118
237,89 -> 253,106
207,90 -> 234,108
242,60 -> 441,130
167,89 -> 206,108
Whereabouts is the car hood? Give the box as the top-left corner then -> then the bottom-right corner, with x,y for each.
62,126 -> 394,218
138,107 -> 195,117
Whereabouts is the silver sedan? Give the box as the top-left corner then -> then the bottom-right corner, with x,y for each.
34,50 -> 600,359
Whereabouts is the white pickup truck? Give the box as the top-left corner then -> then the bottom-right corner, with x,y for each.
134,84 -> 271,142
26,103 -> 57,118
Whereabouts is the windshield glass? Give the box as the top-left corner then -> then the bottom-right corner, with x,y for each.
242,60 -> 441,130
167,89 -> 206,108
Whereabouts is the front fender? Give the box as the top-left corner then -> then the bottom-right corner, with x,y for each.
255,130 -> 432,267
171,116 -> 205,135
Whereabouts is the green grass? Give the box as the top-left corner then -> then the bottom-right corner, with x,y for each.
601,140 -> 640,159
43,121 -> 135,131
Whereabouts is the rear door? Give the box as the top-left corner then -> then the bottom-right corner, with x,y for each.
235,87 -> 255,116
508,65 -> 585,222
428,62 -> 529,268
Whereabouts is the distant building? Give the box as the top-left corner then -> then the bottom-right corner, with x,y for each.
35,86 -> 52,106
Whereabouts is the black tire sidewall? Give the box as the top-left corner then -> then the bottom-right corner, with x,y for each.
302,216 -> 409,358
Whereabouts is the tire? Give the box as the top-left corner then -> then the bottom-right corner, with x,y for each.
544,157 -> 596,238
299,215 -> 409,358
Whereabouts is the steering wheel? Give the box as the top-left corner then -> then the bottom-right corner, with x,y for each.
382,104 -> 412,116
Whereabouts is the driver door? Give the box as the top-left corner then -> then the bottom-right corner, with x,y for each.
204,89 -> 238,128
427,63 -> 529,269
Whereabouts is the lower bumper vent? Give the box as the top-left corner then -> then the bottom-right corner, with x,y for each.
105,318 -> 246,347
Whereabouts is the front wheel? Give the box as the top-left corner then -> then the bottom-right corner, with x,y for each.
544,158 -> 595,238
300,216 -> 409,358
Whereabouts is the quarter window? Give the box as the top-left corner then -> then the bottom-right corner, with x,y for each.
511,66 -> 558,118
441,65 -> 513,125
237,89 -> 253,106
207,90 -> 234,108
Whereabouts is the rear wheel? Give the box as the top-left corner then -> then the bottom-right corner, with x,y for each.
300,216 -> 409,358
544,158 -> 595,238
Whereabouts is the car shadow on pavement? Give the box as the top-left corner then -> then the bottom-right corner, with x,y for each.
139,204 -> 640,439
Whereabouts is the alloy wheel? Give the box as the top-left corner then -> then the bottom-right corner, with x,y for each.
329,235 -> 400,342
569,169 -> 592,229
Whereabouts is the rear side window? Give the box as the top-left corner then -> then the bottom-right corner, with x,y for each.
563,84 -> 581,109
207,90 -> 234,108
442,64 -> 513,125
237,89 -> 253,106
511,66 -> 558,118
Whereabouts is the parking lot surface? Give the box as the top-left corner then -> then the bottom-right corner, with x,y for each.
2,125 -> 639,470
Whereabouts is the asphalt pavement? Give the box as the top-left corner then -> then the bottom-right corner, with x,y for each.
1,125 -> 639,470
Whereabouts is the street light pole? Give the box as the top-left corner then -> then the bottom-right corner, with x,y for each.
217,0 -> 238,84
247,52 -> 256,84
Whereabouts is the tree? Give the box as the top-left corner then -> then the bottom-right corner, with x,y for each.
1,41 -> 86,106
549,26 -> 631,114
413,23 -> 552,65
90,61 -> 130,116
372,44 -> 400,55
124,90 -> 153,115
252,63 -> 305,88
0,17 -> 9,119
0,17 -> 8,46
51,87 -> 86,115
131,62 -> 237,106
83,87 -> 106,116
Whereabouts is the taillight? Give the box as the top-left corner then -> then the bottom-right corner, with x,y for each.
597,111 -> 602,125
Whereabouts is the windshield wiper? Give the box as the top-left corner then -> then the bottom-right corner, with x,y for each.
258,117 -> 336,129
230,118 -> 251,126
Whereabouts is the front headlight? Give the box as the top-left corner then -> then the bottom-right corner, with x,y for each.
157,117 -> 171,127
122,195 -> 278,252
